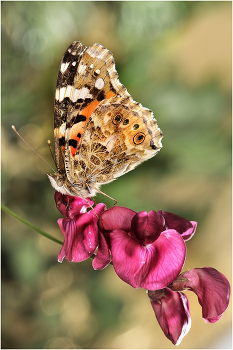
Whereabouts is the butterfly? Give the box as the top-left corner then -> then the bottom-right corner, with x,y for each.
48,41 -> 163,199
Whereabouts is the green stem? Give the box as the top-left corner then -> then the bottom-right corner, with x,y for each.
1,204 -> 63,245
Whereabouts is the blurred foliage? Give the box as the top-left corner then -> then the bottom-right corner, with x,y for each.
2,1 -> 231,349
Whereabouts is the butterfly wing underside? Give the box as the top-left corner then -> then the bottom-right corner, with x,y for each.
53,41 -> 162,197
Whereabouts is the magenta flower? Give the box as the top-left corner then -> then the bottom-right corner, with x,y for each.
148,288 -> 191,346
148,267 -> 230,345
98,207 -> 196,290
55,192 -> 109,266
53,195 -> 230,346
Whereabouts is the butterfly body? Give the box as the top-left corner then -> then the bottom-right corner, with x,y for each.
48,42 -> 163,198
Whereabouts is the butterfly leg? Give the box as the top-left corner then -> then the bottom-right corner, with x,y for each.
88,184 -> 118,205
82,196 -> 99,219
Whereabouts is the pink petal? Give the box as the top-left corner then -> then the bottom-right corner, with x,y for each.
182,221 -> 197,241
55,192 -> 94,219
110,229 -> 143,288
160,211 -> 197,241
110,229 -> 186,290
131,210 -> 165,244
58,214 -> 97,263
58,219 -> 79,263
130,211 -> 148,241
57,218 -> 65,236
148,288 -> 191,345
99,206 -> 136,232
93,202 -> 107,218
92,231 -> 111,270
75,215 -> 99,259
140,229 -> 186,290
57,202 -> 106,263
181,268 -> 231,323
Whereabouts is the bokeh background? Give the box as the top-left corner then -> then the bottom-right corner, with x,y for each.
1,1 -> 231,349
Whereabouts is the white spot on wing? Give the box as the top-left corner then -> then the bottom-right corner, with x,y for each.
58,85 -> 74,101
58,85 -> 93,102
65,85 -> 73,98
60,62 -> 69,73
95,78 -> 104,90
60,122 -> 66,135
59,87 -> 66,101
72,87 -> 93,102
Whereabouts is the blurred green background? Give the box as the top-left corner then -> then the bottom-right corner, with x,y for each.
2,1 -> 231,348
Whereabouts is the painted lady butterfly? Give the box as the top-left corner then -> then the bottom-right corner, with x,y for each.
48,42 -> 163,198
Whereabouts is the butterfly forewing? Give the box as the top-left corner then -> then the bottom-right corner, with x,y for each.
50,41 -> 162,198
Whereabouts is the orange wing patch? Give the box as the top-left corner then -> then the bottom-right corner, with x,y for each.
69,94 -> 116,157
105,91 -> 116,99
82,99 -> 100,120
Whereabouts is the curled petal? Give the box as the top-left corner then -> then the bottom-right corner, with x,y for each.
58,203 -> 106,263
148,288 -> 191,345
99,206 -> 136,232
58,214 -> 98,262
110,229 -> 186,290
93,202 -> 107,218
130,211 -> 148,241
182,221 -> 197,241
172,268 -> 231,323
55,192 -> 94,219
160,211 -> 197,241
131,210 -> 165,244
92,231 -> 111,270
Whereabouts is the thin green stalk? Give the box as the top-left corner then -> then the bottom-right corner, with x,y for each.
1,204 -> 63,245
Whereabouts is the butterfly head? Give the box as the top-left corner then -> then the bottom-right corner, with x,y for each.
48,173 -> 98,198
47,173 -> 72,196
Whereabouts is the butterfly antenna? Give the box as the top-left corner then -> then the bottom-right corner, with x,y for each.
47,140 -> 57,170
12,125 -> 56,173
